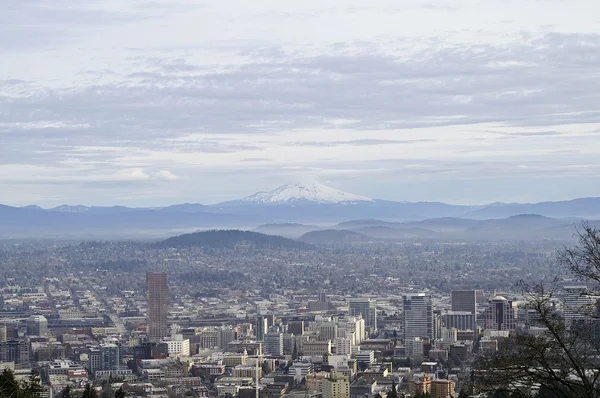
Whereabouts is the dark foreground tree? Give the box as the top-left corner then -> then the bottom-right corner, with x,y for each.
0,369 -> 45,397
476,223 -> 600,398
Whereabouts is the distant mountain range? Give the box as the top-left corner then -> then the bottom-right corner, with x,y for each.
1,181 -> 600,238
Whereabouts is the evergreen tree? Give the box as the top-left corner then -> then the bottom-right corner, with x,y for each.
20,370 -> 44,397
82,383 -> 99,398
115,387 -> 128,398
0,368 -> 20,397
60,385 -> 74,398
458,388 -> 470,398
292,341 -> 298,360
388,380 -> 398,398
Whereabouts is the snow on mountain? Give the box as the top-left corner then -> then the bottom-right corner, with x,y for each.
240,182 -> 373,204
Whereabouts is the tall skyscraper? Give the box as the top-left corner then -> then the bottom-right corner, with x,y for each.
147,272 -> 169,342
348,299 -> 377,332
451,290 -> 477,314
256,316 -> 269,340
403,293 -> 433,357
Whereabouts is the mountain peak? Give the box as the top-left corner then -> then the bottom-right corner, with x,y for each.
240,181 -> 373,205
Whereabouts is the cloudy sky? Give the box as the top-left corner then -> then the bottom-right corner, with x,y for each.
2,0 -> 600,207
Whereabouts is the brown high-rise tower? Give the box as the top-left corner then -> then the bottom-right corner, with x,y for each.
147,272 -> 168,342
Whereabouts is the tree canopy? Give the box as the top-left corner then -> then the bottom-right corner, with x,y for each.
476,224 -> 600,398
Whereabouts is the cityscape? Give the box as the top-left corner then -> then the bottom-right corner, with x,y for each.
3,0 -> 600,397
0,221 -> 598,397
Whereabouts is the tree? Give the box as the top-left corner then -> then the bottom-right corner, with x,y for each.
0,368 -> 44,398
60,385 -> 74,398
388,379 -> 398,398
115,387 -> 128,398
458,388 -> 470,398
82,383 -> 99,398
292,341 -> 298,360
20,370 -> 44,397
0,368 -> 20,397
475,224 -> 600,398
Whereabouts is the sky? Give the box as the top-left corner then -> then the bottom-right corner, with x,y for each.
2,0 -> 600,207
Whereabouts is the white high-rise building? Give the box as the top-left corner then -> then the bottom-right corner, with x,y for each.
403,293 -> 433,358
164,327 -> 190,357
339,316 -> 365,345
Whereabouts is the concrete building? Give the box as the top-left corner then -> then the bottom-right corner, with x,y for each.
317,322 -> 338,342
0,340 -> 29,367
451,290 -> 477,314
163,334 -> 190,357
335,338 -> 352,356
321,371 -> 350,398
100,343 -> 120,371
441,311 -> 476,331
287,320 -> 305,336
26,315 -> 48,336
403,293 -> 433,358
264,330 -> 284,356
147,272 -> 169,342
563,286 -> 597,328
348,300 -> 377,333
303,340 -> 332,357
431,379 -> 454,398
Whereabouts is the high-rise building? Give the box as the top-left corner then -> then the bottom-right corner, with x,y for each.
321,371 -> 350,398
563,286 -> 597,328
317,322 -> 338,342
403,293 -> 433,358
484,296 -> 516,331
348,299 -> 377,332
264,329 -> 284,356
218,326 -> 238,348
0,340 -> 29,366
100,343 -> 120,371
451,290 -> 477,314
26,315 -> 48,336
256,316 -> 269,341
147,272 -> 169,342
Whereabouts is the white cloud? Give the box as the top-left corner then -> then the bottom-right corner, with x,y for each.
1,0 -> 600,206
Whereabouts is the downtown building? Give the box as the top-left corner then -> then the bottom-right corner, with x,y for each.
484,296 -> 517,331
403,293 -> 433,358
147,272 -> 169,342
348,299 -> 377,334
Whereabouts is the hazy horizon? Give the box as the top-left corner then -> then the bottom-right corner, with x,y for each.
3,0 -> 600,207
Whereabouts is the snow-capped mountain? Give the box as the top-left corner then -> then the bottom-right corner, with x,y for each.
239,181 -> 373,205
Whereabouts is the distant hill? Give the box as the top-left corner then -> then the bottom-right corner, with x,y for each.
354,225 -> 444,240
467,198 -> 600,219
299,229 -> 373,244
155,230 -> 312,250
253,223 -> 322,238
